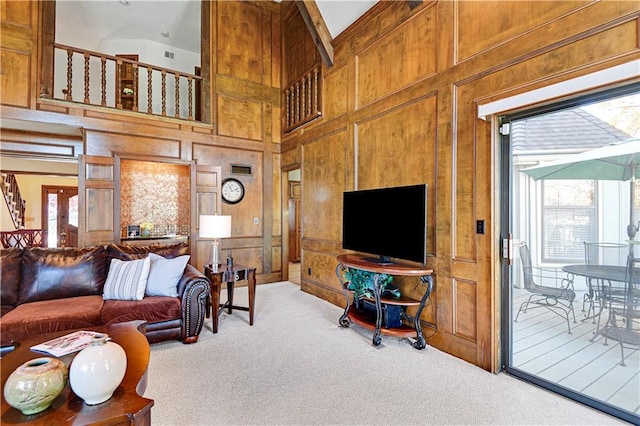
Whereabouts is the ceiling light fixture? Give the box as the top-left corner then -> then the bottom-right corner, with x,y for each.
119,0 -> 131,5
160,30 -> 170,38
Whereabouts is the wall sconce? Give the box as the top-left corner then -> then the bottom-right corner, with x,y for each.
199,215 -> 232,269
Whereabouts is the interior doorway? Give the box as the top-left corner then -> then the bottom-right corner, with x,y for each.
284,168 -> 301,284
43,186 -> 78,247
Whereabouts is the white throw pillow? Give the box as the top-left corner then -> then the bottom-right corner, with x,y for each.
145,253 -> 190,297
103,256 -> 151,300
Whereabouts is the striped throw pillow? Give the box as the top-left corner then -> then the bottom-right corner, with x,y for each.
103,256 -> 151,300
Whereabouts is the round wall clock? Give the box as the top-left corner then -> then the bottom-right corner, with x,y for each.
221,178 -> 245,204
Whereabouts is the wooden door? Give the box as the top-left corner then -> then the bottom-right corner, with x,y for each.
288,181 -> 301,262
191,164 -> 223,271
78,155 -> 119,247
42,186 -> 78,247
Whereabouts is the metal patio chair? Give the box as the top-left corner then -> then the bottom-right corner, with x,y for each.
602,256 -> 640,366
516,242 -> 577,333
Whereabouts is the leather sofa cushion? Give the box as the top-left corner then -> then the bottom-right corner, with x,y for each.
101,296 -> 181,325
0,295 -> 103,345
19,246 -> 108,304
1,248 -> 22,306
106,242 -> 189,261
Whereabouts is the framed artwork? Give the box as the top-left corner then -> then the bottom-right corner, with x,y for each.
127,225 -> 141,238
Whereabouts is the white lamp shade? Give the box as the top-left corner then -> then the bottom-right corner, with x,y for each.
199,215 -> 232,238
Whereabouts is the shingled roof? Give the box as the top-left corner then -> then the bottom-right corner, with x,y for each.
511,108 -> 631,154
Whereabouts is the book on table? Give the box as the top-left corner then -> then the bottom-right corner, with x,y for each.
30,330 -> 106,357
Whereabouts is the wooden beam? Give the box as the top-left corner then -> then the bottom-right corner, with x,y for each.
295,1 -> 334,68
407,1 -> 423,10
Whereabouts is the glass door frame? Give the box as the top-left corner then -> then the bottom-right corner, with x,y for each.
499,83 -> 640,425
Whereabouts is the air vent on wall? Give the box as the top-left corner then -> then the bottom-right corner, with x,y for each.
231,164 -> 252,175
164,51 -> 174,59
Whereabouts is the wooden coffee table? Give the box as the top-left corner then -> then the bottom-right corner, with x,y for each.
1,320 -> 154,425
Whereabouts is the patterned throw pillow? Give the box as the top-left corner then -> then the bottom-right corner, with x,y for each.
103,257 -> 151,300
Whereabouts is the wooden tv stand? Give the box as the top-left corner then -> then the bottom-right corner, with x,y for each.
336,254 -> 434,349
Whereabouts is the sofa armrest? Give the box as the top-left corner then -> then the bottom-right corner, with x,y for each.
176,264 -> 210,343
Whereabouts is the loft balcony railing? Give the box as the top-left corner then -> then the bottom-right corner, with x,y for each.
284,64 -> 322,133
53,43 -> 202,121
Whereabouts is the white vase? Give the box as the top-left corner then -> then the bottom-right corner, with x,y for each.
69,333 -> 127,405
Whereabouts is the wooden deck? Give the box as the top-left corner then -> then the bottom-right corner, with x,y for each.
512,288 -> 640,415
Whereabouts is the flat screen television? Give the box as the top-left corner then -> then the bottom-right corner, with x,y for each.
342,184 -> 427,265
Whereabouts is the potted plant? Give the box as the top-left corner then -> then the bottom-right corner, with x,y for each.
343,267 -> 400,301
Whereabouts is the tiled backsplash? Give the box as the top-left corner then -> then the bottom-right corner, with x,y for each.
120,160 -> 190,234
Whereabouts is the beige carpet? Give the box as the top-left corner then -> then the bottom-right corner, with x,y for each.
144,281 -> 623,425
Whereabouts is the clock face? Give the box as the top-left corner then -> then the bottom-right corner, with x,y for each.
221,178 -> 245,204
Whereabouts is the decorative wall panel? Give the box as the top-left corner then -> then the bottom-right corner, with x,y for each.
453,278 -> 477,341
355,96 -> 437,255
85,188 -> 113,232
120,160 -> 190,230
302,131 -> 347,242
455,1 -> 583,62
217,0 -> 263,83
216,95 -> 263,141
84,131 -> 182,158
323,65 -> 348,119
0,50 -> 30,107
356,8 -> 437,108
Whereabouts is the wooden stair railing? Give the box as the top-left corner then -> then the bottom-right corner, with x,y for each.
284,64 -> 322,133
52,43 -> 202,121
1,173 -> 26,230
0,229 -> 47,249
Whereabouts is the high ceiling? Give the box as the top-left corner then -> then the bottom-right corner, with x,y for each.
56,0 -> 378,54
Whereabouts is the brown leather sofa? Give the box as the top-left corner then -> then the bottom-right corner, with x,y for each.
0,242 -> 210,346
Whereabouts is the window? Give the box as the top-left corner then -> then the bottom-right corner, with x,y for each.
541,180 -> 596,262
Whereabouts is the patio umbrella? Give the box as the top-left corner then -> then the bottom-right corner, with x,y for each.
522,137 -> 640,239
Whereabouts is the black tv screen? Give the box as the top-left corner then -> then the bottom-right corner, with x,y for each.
342,184 -> 427,264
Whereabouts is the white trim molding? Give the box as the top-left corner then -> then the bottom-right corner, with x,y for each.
477,59 -> 640,120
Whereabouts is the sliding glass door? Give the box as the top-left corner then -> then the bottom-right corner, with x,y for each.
501,86 -> 640,424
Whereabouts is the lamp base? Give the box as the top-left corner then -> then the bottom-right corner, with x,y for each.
211,239 -> 221,268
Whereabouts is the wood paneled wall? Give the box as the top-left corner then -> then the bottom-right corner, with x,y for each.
0,0 -> 283,283
281,0 -> 640,371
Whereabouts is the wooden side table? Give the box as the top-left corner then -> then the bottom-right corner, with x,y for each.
204,264 -> 257,333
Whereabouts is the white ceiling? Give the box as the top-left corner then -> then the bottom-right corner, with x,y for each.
316,1 -> 377,38
55,0 -> 377,53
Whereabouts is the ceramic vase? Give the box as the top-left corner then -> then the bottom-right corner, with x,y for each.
69,333 -> 127,405
3,357 -> 68,415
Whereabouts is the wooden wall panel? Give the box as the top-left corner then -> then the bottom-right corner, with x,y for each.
302,130 -> 347,242
1,0 -> 35,109
356,8 -> 437,108
355,96 -> 437,255
282,3 -> 319,86
455,1 -> 584,62
84,131 -> 182,159
272,152 -> 282,236
216,95 -> 263,141
0,129 -> 81,159
1,0 -> 31,25
453,278 -> 477,341
323,65 -> 348,120
192,144 -> 264,238
282,1 -> 640,372
303,250 -> 342,293
0,50 -> 30,108
216,1 -> 263,84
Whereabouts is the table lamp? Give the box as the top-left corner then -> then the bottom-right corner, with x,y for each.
199,215 -> 232,268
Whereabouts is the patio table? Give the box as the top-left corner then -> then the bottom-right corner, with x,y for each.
562,264 -> 638,344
